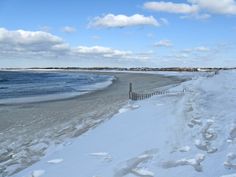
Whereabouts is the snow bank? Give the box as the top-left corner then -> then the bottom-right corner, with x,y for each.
12,70 -> 236,177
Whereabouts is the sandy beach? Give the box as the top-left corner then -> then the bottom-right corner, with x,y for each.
8,70 -> 236,177
0,71 -> 184,176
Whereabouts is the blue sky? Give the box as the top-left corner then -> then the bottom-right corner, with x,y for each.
0,0 -> 236,68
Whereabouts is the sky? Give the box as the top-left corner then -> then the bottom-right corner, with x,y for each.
0,0 -> 236,68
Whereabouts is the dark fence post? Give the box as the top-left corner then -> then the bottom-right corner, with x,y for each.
128,82 -> 173,101
129,82 -> 132,99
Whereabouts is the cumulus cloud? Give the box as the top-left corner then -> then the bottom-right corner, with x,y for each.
74,46 -> 131,58
89,14 -> 159,28
0,28 -> 64,54
144,1 -> 199,14
0,28 -> 150,61
62,26 -> 76,33
155,40 -> 173,47
144,0 -> 236,17
189,0 -> 236,15
73,46 -> 151,60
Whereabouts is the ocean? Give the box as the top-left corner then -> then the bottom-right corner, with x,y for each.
0,71 -> 114,104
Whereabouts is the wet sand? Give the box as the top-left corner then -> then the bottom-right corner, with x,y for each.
0,71 -> 185,176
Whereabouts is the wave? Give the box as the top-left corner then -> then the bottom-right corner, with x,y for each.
0,71 -> 114,104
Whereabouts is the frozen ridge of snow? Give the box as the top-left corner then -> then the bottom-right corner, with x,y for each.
12,70 -> 236,177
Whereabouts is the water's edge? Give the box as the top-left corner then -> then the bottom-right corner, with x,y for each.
0,71 -> 115,105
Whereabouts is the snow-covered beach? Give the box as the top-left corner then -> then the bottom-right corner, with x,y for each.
8,70 -> 236,177
0,71 -> 183,177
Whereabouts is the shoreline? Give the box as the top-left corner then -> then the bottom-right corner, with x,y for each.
11,70 -> 236,177
0,71 -> 185,176
0,70 -> 187,106
0,71 -> 115,105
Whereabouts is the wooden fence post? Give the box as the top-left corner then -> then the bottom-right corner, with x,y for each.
129,82 -> 132,99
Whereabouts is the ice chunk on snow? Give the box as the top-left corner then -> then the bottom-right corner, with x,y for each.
162,154 -> 205,172
227,139 -> 233,143
195,139 -> 217,153
201,120 -> 217,141
178,146 -> 191,152
90,152 -> 110,157
131,168 -> 155,177
90,152 -> 110,156
47,158 -> 63,164
31,170 -> 45,177
118,108 -> 130,114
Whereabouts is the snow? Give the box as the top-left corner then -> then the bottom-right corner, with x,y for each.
12,70 -> 236,177
47,159 -> 63,164
221,174 -> 236,177
31,170 -> 45,177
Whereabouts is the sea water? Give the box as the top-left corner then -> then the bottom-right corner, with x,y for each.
0,71 -> 114,104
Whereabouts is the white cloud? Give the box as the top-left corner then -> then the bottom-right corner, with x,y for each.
73,46 -> 150,60
189,0 -> 236,15
155,40 -> 172,47
144,0 -> 236,16
74,46 -> 130,56
0,28 -> 150,61
183,46 -> 210,52
62,26 -> 76,33
89,14 -> 159,28
194,46 -> 210,52
144,1 -> 199,14
180,13 -> 211,20
0,28 -> 63,54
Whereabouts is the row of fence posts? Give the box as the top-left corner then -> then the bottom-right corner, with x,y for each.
129,83 -> 169,101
